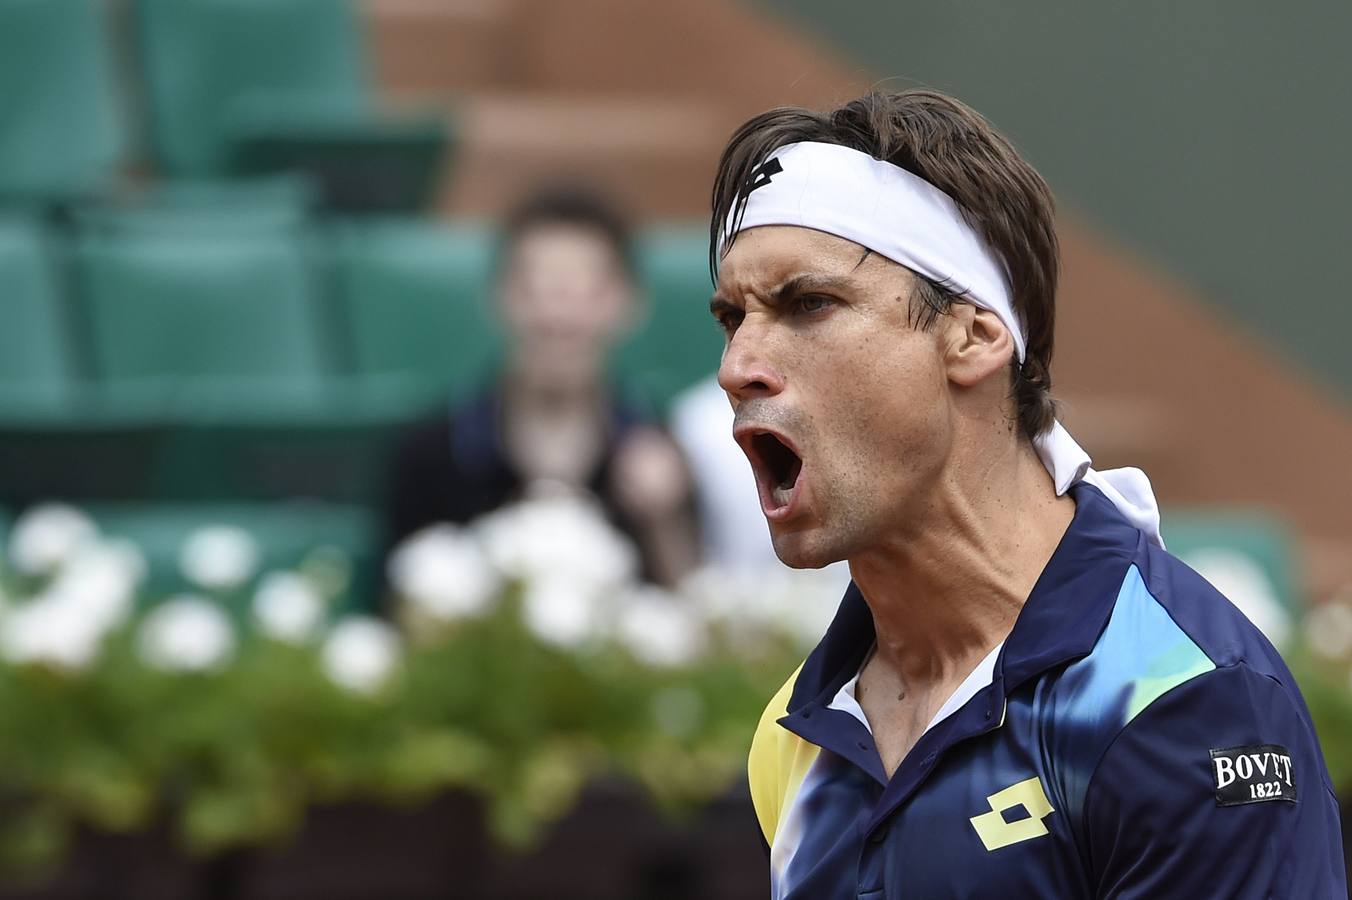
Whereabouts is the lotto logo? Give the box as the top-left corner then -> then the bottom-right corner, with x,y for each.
969,777 -> 1055,851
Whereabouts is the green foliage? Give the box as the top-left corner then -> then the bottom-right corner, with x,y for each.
1287,650 -> 1352,792
0,588 -> 798,876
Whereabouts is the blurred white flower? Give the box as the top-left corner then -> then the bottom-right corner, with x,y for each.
9,503 -> 98,576
476,494 -> 638,591
388,524 -> 499,622
180,526 -> 260,591
681,564 -> 756,622
252,571 -> 324,644
0,595 -> 105,671
615,587 -> 706,667
45,539 -> 145,633
0,536 -> 147,671
137,595 -> 236,672
681,562 -> 846,651
477,494 -> 641,651
321,617 -> 401,695
520,576 -> 605,650
1183,549 -> 1291,648
775,566 -> 850,648
1305,598 -> 1352,662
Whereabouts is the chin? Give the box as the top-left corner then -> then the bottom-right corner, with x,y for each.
522,364 -> 599,394
769,528 -> 847,570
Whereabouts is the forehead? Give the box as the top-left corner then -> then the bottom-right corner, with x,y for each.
506,223 -> 623,274
715,225 -> 907,296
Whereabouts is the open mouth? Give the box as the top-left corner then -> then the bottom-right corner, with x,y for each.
748,431 -> 803,516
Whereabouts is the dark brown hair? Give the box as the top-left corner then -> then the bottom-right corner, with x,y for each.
501,183 -> 636,278
709,90 -> 1060,439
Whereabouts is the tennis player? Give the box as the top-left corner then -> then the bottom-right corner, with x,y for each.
709,90 -> 1345,898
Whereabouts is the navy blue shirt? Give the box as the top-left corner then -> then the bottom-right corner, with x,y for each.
747,483 -> 1345,898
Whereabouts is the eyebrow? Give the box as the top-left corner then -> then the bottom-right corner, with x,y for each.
708,297 -> 739,319
708,272 -> 857,318
769,273 -> 854,304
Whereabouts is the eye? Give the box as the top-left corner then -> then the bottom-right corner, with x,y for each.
714,308 -> 743,336
795,294 -> 835,314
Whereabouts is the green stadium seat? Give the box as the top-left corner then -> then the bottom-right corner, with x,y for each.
73,204 -> 312,239
0,420 -> 166,507
74,224 -> 331,415
135,0 -> 370,175
84,501 -> 379,613
228,107 -> 453,215
330,220 -> 500,404
115,174 -> 316,217
616,224 -> 723,412
0,217 -> 75,416
0,0 -> 126,201
151,411 -> 407,507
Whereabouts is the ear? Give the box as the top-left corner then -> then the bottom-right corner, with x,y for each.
942,304 -> 1015,388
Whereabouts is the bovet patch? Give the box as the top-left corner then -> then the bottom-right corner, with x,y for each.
1210,744 -> 1297,807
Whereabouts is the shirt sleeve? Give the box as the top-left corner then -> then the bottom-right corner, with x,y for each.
1083,662 -> 1346,899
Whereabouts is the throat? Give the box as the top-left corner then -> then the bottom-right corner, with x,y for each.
856,682 -> 931,780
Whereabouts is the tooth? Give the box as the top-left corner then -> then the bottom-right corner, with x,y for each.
772,484 -> 792,507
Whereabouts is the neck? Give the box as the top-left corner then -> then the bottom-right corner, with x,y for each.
502,364 -> 606,413
499,365 -> 610,487
849,435 -> 1074,688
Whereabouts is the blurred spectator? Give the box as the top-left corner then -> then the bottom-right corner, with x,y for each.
671,375 -> 779,571
382,186 -> 700,591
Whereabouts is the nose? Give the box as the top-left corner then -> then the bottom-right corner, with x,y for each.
717,322 -> 785,403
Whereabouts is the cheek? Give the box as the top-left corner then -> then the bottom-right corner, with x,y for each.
807,335 -> 950,484
584,286 -> 630,337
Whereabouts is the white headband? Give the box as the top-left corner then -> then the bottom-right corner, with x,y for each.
721,141 -> 1164,547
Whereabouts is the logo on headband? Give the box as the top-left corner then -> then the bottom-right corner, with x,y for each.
744,158 -> 783,195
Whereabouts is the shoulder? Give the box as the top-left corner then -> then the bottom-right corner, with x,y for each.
397,408 -> 453,449
1035,546 -> 1327,814
1088,660 -> 1332,806
1136,540 -> 1291,677
1080,661 -> 1344,897
1037,551 -> 1343,895
1092,542 -> 1313,737
1085,545 -> 1330,797
395,392 -> 495,473
1047,545 -> 1298,746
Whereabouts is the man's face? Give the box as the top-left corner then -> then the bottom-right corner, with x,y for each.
712,226 -> 955,568
498,223 -> 633,391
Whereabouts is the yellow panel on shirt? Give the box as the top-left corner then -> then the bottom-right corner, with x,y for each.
747,663 -> 820,847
